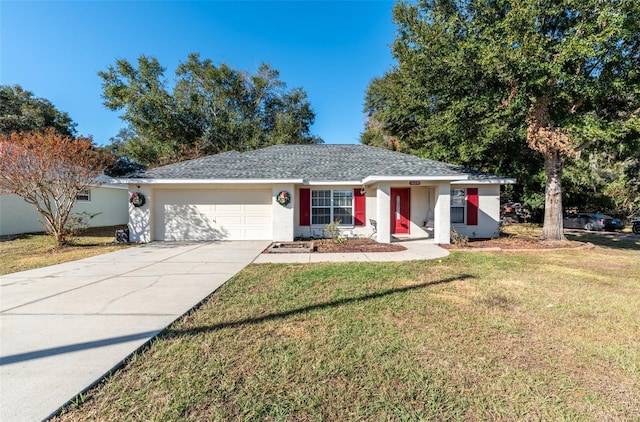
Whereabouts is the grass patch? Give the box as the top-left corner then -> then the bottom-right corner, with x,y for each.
0,226 -> 132,275
565,231 -> 640,250
53,246 -> 640,421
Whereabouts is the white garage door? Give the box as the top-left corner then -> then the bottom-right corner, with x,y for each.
154,189 -> 272,241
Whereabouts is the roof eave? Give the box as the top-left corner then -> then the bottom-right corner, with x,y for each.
451,178 -> 517,185
303,180 -> 363,186
120,178 -> 305,185
362,175 -> 469,184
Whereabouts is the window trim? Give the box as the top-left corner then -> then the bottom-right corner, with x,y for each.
76,188 -> 91,202
310,189 -> 354,226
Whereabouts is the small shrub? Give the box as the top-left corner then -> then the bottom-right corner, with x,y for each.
451,229 -> 469,247
324,219 -> 344,243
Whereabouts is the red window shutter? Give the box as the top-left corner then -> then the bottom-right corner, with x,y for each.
467,188 -> 478,226
300,188 -> 310,226
354,189 -> 365,226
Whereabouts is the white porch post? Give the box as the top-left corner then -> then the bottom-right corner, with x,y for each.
376,184 -> 391,243
272,185 -> 295,241
433,182 -> 451,244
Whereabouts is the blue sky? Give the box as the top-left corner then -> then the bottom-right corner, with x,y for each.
1,1 -> 397,146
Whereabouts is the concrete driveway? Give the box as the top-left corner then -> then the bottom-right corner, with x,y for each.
0,241 -> 269,422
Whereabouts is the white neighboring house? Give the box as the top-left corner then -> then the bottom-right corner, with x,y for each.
121,145 -> 516,245
0,175 -> 129,236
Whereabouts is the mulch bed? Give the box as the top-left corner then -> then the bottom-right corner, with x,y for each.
315,238 -> 407,253
264,235 -> 586,254
263,238 -> 406,254
443,235 -> 584,250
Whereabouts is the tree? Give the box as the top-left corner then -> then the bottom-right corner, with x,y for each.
100,127 -> 146,177
0,85 -> 76,136
99,53 -> 322,167
363,0 -> 640,241
0,129 -> 104,247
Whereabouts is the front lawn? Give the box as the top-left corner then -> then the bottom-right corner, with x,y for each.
0,226 -> 132,275
55,245 -> 640,421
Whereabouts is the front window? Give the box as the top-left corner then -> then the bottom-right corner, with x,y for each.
311,189 -> 353,225
450,189 -> 465,224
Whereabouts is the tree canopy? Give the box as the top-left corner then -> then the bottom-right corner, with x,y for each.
0,129 -> 104,247
363,0 -> 640,239
99,54 -> 322,167
0,85 -> 77,137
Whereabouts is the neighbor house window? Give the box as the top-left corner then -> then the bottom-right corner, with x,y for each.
76,189 -> 91,202
450,188 -> 466,224
311,189 -> 353,225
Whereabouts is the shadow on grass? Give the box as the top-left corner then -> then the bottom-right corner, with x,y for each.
167,275 -> 473,338
566,232 -> 640,251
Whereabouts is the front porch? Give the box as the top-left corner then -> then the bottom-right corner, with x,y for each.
371,182 -> 451,244
293,183 -> 450,244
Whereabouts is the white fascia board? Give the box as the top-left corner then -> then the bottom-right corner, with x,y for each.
451,178 -> 517,185
119,178 -> 304,185
97,184 -> 128,190
303,180 -> 363,186
361,175 -> 468,184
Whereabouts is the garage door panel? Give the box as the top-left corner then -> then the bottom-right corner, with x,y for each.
154,189 -> 272,241
214,204 -> 243,213
249,215 -> 271,225
215,215 -> 243,225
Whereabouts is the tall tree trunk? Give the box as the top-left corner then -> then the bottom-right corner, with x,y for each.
542,150 -> 565,241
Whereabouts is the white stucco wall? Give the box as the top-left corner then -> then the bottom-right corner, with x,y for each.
128,185 -> 153,243
125,182 -> 502,244
376,184 -> 392,243
272,185 -> 295,241
433,182 -> 452,244
0,188 -> 129,236
450,184 -> 501,239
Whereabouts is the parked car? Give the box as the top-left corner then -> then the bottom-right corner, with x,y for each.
563,213 -> 624,231
501,202 -> 531,223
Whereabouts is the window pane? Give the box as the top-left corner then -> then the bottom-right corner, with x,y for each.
334,208 -> 353,225
312,190 -> 331,207
451,189 -> 465,207
312,207 -> 331,225
451,207 -> 465,224
332,190 -> 353,207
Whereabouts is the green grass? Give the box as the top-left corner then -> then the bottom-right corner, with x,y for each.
0,226 -> 132,275
54,245 -> 640,421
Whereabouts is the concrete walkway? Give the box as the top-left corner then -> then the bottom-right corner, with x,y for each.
0,238 -> 448,421
254,238 -> 449,263
0,241 -> 269,422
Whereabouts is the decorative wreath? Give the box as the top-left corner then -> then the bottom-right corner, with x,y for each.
276,190 -> 291,207
130,192 -> 146,208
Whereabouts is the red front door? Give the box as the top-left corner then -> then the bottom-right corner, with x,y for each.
390,188 -> 410,234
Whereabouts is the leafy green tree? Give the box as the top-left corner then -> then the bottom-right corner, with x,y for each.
99,54 -> 321,167
99,127 -> 146,177
0,85 -> 76,136
364,0 -> 640,240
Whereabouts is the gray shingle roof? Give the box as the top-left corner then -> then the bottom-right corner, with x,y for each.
131,144 -> 509,182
